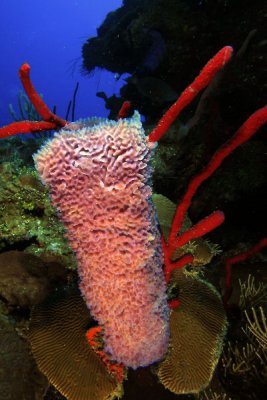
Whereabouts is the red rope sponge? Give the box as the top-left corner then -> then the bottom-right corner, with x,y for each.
168,105 -> 267,247
148,46 -> 233,142
0,63 -> 67,139
116,101 -> 132,120
18,63 -> 66,127
0,121 -> 58,139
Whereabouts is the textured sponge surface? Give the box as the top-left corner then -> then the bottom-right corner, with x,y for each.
34,113 -> 169,368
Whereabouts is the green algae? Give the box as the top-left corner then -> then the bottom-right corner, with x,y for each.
0,154 -> 76,270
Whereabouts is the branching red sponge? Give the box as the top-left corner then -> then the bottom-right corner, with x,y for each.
34,112 -> 169,368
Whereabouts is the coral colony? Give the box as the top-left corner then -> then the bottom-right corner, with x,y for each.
0,46 -> 266,393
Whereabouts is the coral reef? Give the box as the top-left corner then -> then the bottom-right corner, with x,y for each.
0,251 -> 67,309
0,160 -> 76,270
195,253 -> 267,400
0,2 -> 266,396
0,312 -> 48,400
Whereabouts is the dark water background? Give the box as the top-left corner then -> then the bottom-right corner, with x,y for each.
0,0 -> 122,125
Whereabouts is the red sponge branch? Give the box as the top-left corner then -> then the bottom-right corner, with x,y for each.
0,63 -> 68,139
162,211 -> 224,287
18,64 -> 67,127
161,99 -> 266,287
164,253 -> 194,284
116,101 -> 132,120
0,121 -> 58,139
168,105 -> 267,245
171,210 -> 225,250
148,46 -> 233,142
152,47 -> 266,289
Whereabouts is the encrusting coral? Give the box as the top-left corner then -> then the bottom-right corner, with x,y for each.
0,250 -> 68,309
0,161 -> 76,269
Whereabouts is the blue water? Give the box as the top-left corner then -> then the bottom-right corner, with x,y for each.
0,0 -> 123,126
